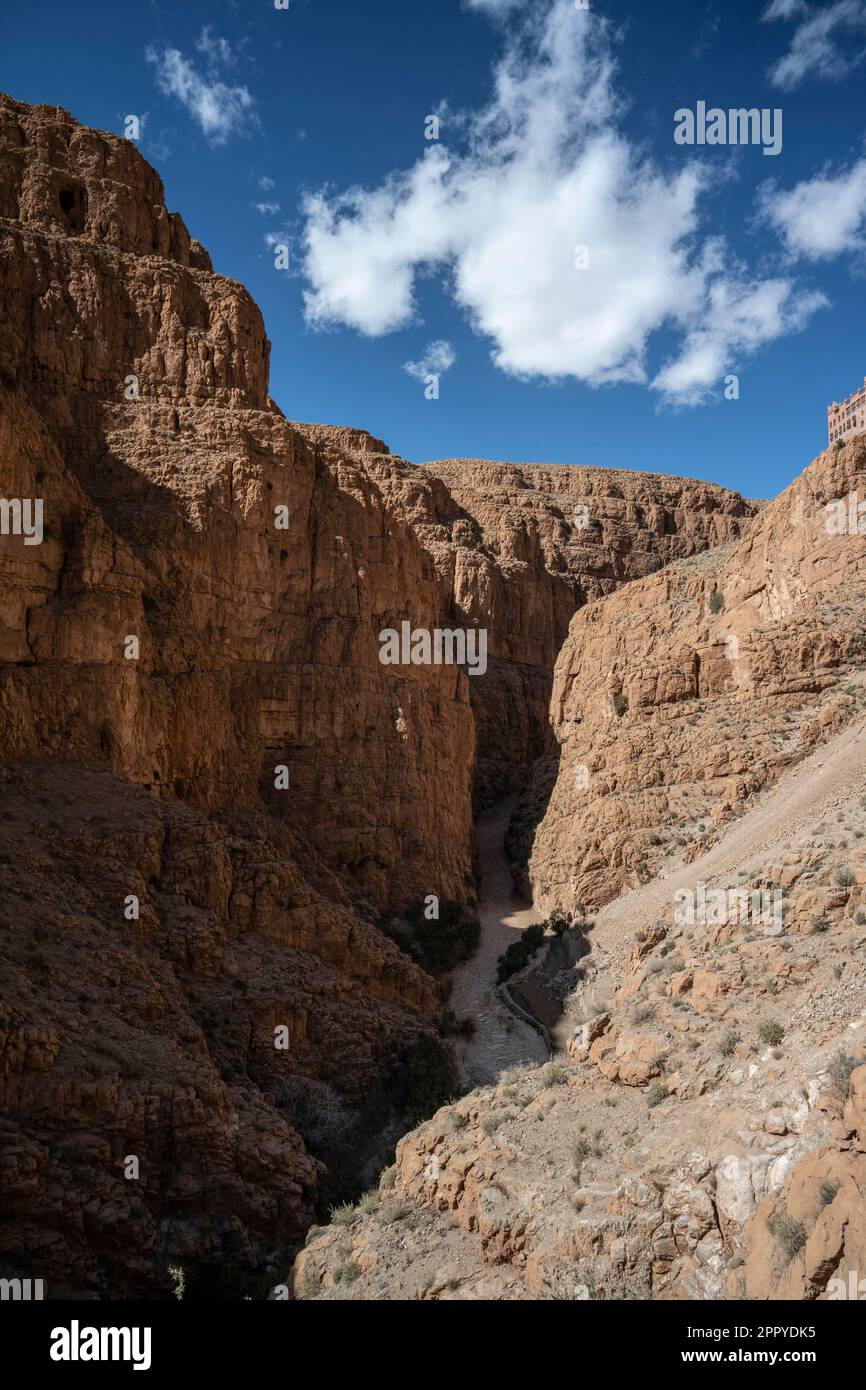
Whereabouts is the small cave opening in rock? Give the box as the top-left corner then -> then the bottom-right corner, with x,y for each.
57,184 -> 86,233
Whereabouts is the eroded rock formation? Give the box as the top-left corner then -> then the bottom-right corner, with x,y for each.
517,439 -> 866,911
0,94 -> 777,1297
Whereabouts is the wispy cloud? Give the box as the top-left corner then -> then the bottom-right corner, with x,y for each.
258,175 -> 276,190
301,0 -> 822,406
763,0 -> 809,18
196,26 -> 235,67
763,0 -> 866,88
403,340 -> 457,382
253,200 -> 281,215
145,28 -> 257,145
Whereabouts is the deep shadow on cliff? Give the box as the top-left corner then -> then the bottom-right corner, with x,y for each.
0,93 -> 755,1295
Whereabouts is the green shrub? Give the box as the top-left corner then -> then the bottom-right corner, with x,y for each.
571,1136 -> 591,1181
385,899 -> 482,975
547,907 -> 570,937
767,1212 -> 806,1261
828,1050 -> 858,1099
758,1019 -> 785,1047
708,590 -> 725,613
612,692 -> 628,718
496,922 -> 546,982
819,1180 -> 840,1207
646,1082 -> 668,1108
402,1034 -> 458,1127
540,1060 -> 568,1088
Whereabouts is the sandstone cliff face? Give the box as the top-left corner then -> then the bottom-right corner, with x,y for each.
517,438 -> 866,911
423,461 -> 753,806
0,96 -> 461,1294
289,428 -> 866,1303
0,93 -> 777,1299
288,442 -> 754,809
0,95 -> 480,914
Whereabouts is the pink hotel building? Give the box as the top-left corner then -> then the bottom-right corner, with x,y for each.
828,377 -> 866,445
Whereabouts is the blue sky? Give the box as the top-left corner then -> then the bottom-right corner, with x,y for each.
2,0 -> 866,498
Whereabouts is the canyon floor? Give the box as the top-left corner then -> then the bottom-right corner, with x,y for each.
449,801 -> 549,1086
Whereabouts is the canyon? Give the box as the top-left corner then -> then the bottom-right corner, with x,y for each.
1,94 -> 864,1303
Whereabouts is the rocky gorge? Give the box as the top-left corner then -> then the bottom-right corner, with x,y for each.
1,95 -> 864,1303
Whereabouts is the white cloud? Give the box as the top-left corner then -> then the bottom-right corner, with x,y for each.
301,0 -> 822,405
253,200 -> 281,215
196,26 -> 234,67
259,175 -> 276,190
145,37 -> 257,145
759,157 -> 866,258
764,0 -> 866,88
762,0 -> 809,19
403,340 -> 457,382
653,277 -> 827,402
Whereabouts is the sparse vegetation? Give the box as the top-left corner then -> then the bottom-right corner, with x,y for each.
383,898 -> 482,974
828,1050 -> 858,1100
497,922 -> 546,983
540,1060 -> 568,1088
547,907 -> 570,937
767,1211 -> 806,1261
758,1019 -> 785,1047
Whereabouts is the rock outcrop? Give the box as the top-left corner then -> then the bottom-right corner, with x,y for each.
0,93 -> 791,1299
294,747 -> 866,1300
517,438 -> 866,911
0,95 -> 463,1294
290,435 -> 866,1303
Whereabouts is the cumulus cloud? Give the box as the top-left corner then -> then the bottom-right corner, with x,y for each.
145,29 -> 257,144
403,340 -> 457,382
763,0 -> 866,88
300,0 -> 822,405
759,157 -> 866,258
654,277 -> 827,400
